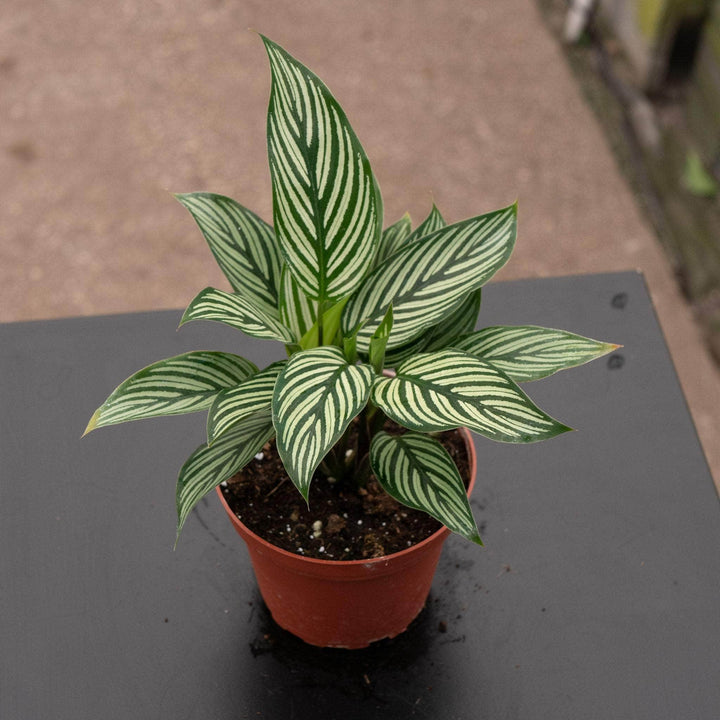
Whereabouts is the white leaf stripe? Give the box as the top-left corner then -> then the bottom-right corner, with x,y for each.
180,287 -> 295,343
370,432 -> 480,543
272,346 -> 374,498
451,325 -> 619,382
342,204 -> 516,352
208,361 -> 286,444
176,411 -> 275,536
86,352 -> 258,431
279,265 -> 318,340
263,36 -> 379,301
372,349 -> 571,443
175,193 -> 282,319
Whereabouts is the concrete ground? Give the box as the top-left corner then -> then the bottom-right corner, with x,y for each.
1,0 -> 719,489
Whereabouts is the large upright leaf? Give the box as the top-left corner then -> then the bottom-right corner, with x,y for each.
208,361 -> 286,444
180,287 -> 295,343
84,351 -> 257,433
272,346 -> 374,499
175,193 -> 282,318
176,411 -> 275,538
342,204 -> 517,353
451,325 -> 619,382
263,36 -> 382,301
370,431 -> 481,544
372,349 -> 571,443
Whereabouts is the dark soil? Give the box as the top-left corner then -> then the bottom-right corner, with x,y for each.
220,427 -> 470,561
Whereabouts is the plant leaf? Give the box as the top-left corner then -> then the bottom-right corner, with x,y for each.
175,193 -> 282,318
375,213 -> 412,265
272,346 -> 374,499
370,431 -> 481,544
279,265 -> 318,341
176,410 -> 275,539
403,203 -> 445,244
384,288 -> 482,366
451,325 -> 619,382
368,304 -> 393,373
372,349 -> 571,443
180,287 -> 295,343
342,203 -> 517,353
84,351 -> 258,433
263,36 -> 382,302
299,297 -> 349,350
207,361 -> 286,444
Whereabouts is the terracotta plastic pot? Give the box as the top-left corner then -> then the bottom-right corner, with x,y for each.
216,427 -> 477,649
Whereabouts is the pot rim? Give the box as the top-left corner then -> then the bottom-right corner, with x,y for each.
215,426 -> 477,569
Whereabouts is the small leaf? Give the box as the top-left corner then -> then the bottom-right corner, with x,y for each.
279,266 -> 318,342
272,346 -> 374,499
681,151 -> 718,198
299,297 -> 349,349
84,351 -> 257,433
176,411 -> 275,539
342,203 -> 517,353
175,193 -> 282,318
403,203 -> 445,244
375,213 -> 412,265
263,36 -> 382,301
370,431 -> 481,544
368,304 -> 393,373
180,287 -> 295,343
451,325 -> 619,382
208,361 -> 286,444
372,349 -> 571,443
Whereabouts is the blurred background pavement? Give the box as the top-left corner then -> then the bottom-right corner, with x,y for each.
1,0 -> 718,486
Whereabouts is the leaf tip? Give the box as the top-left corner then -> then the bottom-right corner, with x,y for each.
82,409 -> 100,437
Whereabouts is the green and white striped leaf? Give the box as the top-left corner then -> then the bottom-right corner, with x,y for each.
176,410 -> 275,538
84,351 -> 258,433
384,288 -> 482,366
175,193 -> 282,319
342,204 -> 517,353
372,349 -> 571,443
375,213 -> 412,265
272,346 -> 374,499
279,266 -> 318,341
208,361 -> 286,444
370,431 -> 481,544
403,203 -> 446,245
263,36 -> 382,302
452,325 -> 619,382
180,287 -> 295,343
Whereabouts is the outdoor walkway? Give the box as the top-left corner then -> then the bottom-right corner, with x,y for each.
2,0 -> 718,487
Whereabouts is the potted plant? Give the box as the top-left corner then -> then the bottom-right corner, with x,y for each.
84,36 -> 617,648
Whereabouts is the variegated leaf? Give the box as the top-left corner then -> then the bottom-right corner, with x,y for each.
272,346 -> 374,499
384,288 -> 482,366
263,36 -> 382,301
176,410 -> 275,538
403,203 -> 445,245
84,351 -> 257,433
208,361 -> 286,444
370,431 -> 481,544
175,193 -> 282,318
279,266 -> 318,341
375,213 -> 412,265
451,325 -> 619,382
372,349 -> 571,443
180,287 -> 295,343
342,204 -> 517,353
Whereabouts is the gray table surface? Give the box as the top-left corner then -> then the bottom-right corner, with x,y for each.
2,272 -> 719,720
